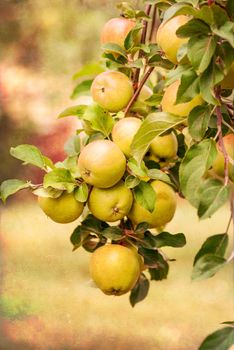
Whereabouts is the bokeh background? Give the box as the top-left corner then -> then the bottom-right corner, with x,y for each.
0,1 -> 233,349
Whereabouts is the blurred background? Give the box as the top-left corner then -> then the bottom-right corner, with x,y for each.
0,1 -> 233,349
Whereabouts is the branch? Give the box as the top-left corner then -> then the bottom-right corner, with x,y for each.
149,5 -> 157,42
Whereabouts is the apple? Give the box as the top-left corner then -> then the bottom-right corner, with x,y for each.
121,242 -> 145,271
38,192 -> 84,224
212,133 -> 234,181
161,80 -> 203,117
88,181 -> 133,222
101,17 -> 136,49
150,132 -> 178,159
91,71 -> 134,112
221,62 -> 234,89
90,244 -> 141,295
128,180 -> 177,228
78,139 -> 126,188
131,85 -> 153,116
111,117 -> 142,157
156,15 -> 189,64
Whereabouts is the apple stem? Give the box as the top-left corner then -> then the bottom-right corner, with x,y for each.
124,66 -> 154,117
149,5 -> 158,42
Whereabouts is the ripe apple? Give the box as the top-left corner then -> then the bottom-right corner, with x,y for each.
128,180 -> 177,228
111,117 -> 142,157
161,80 -> 203,117
212,133 -> 234,181
88,181 -> 133,222
91,71 -> 134,112
150,132 -> 178,159
38,192 -> 84,224
90,244 -> 141,295
221,62 -> 234,89
101,17 -> 136,49
122,242 -> 145,271
78,140 -> 126,188
156,15 -> 189,64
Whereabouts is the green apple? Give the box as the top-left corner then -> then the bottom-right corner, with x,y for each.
78,140 -> 126,188
38,192 -> 84,224
90,244 -> 141,295
161,80 -> 203,117
88,181 -> 133,222
221,62 -> 234,89
91,71 -> 134,112
101,17 -> 136,49
150,132 -> 178,159
111,117 -> 142,157
156,15 -> 189,64
212,133 -> 234,181
128,180 -> 177,228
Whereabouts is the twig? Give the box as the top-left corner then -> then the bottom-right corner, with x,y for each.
222,119 -> 234,133
149,5 -> 157,42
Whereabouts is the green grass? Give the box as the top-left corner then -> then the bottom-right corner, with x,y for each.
0,198 -> 233,350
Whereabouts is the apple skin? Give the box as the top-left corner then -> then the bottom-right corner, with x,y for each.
38,192 -> 84,224
112,117 -> 142,158
161,80 -> 203,117
90,244 -> 141,296
101,17 -> 136,49
156,15 -> 189,64
78,140 -> 126,188
150,132 -> 178,159
91,71 -> 134,112
221,62 -> 234,89
212,134 -> 234,181
128,180 -> 177,229
88,181 -> 133,222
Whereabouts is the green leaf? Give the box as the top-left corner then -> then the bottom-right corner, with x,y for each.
127,158 -> 148,178
43,168 -> 76,192
211,4 -> 230,28
179,139 -> 217,207
56,156 -> 80,178
191,254 -> 226,281
135,222 -> 149,235
144,93 -> 163,106
197,179 -> 231,219
138,249 -> 169,280
153,231 -> 186,248
82,104 -> 114,137
199,60 -> 224,105
176,18 -> 211,38
72,62 -> 104,80
176,68 -> 200,103
64,135 -> 81,156
81,214 -> 109,234
212,22 -> 234,48
58,105 -> 87,119
74,183 -> 89,203
165,64 -> 190,86
148,54 -> 174,69
124,23 -> 143,51
188,35 -> 216,74
199,326 -> 234,350
227,0 -> 234,21
188,105 -> 211,141
129,274 -> 150,307
101,43 -> 127,58
194,5 -> 213,26
101,227 -> 123,241
125,175 -> 140,189
10,144 -> 46,169
70,80 -> 93,99
70,226 -> 90,251
133,181 -> 156,213
146,169 -> 174,187
194,233 -> 228,265
163,3 -> 196,22
33,187 -> 63,199
0,179 -> 30,202
221,321 -> 234,326
131,112 -> 186,163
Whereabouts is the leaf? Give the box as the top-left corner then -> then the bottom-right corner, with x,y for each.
125,175 -> 140,189
188,35 -> 216,74
227,0 -> 234,21
10,144 -> 46,169
163,3 -> 196,22
152,231 -> 186,248
179,139 -> 217,207
43,168 -> 76,192
197,179 -> 231,219
221,321 -> 234,326
127,158 -> 148,178
129,274 -> 150,307
58,105 -> 87,119
101,43 -> 127,58
81,214 -> 109,234
72,62 -> 104,80
191,254 -> 226,281
32,187 -> 63,199
138,249 -> 169,280
124,23 -> 143,51
146,169 -> 174,187
148,54 -> 174,69
176,18 -> 211,38
70,80 -> 93,99
199,60 -> 224,105
176,68 -> 200,103
135,222 -> 149,236
133,181 -> 156,213
199,326 -> 234,350
82,104 -> 114,137
101,227 -> 123,241
131,112 -> 186,163
166,64 -> 190,86
74,183 -> 89,203
212,21 -> 234,48
70,226 -> 90,251
0,179 -> 30,202
188,105 -> 211,141
193,233 -> 228,265
64,135 -> 81,156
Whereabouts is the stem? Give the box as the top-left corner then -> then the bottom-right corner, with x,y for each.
125,66 -> 154,116
222,119 -> 234,133
149,5 -> 157,42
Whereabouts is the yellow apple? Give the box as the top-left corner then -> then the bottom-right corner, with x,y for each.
111,117 -> 142,157
122,242 -> 145,271
156,15 -> 189,64
78,140 -> 126,188
38,192 -> 84,224
150,132 -> 178,159
88,181 -> 133,222
212,133 -> 234,181
90,244 -> 141,295
128,180 -> 177,228
161,80 -> 203,117
101,17 -> 136,49
91,71 -> 134,112
221,62 -> 234,89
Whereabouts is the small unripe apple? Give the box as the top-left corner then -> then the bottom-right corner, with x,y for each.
161,80 -> 203,117
212,134 -> 234,181
90,244 -> 141,295
150,132 -> 178,159
128,180 -> 177,228
88,181 -> 133,222
78,140 -> 126,188
156,15 -> 189,64
38,192 -> 84,224
101,17 -> 136,49
112,117 -> 142,157
221,62 -> 234,89
91,71 -> 134,112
